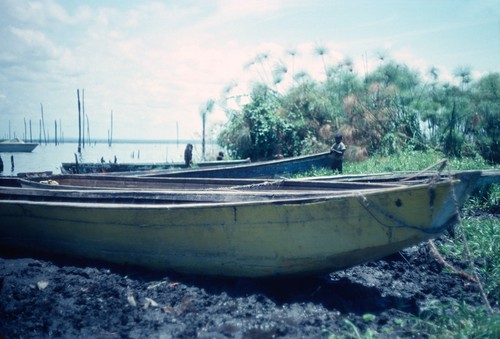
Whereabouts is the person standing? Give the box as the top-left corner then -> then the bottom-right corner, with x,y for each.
330,134 -> 346,174
184,144 -> 193,167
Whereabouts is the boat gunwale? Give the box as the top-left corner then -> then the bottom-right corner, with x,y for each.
0,179 -> 459,209
18,175 -> 405,192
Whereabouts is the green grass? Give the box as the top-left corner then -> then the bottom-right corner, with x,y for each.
440,183 -> 500,304
300,149 -> 498,178
398,301 -> 500,338
300,150 -> 500,338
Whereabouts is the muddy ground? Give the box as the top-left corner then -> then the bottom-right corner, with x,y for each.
0,236 -> 496,338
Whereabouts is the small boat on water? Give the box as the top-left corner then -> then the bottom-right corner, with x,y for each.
128,151 -> 333,178
61,158 -> 251,174
0,138 -> 38,153
0,171 -> 481,277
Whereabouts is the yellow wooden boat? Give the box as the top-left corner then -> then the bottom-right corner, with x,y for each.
0,175 -> 478,277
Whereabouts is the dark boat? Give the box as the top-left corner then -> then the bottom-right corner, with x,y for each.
132,152 -> 333,178
61,158 -> 251,174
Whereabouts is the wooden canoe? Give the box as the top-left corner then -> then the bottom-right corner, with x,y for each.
307,169 -> 500,200
120,152 -> 334,178
61,158 -> 251,174
17,173 -> 403,192
0,173 -> 480,278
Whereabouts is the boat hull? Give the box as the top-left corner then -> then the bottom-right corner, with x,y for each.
0,181 -> 460,277
0,142 -> 38,152
60,158 -> 251,174
138,152 -> 333,178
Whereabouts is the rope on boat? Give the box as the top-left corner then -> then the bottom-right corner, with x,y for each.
355,193 -> 447,234
406,159 -> 494,314
354,159 -> 451,234
205,180 -> 287,191
359,161 -> 493,314
428,239 -> 477,283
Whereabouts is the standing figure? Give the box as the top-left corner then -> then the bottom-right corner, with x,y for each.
216,151 -> 224,161
184,144 -> 193,167
330,134 -> 346,174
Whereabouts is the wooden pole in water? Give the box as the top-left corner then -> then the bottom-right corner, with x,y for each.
74,153 -> 80,174
54,120 -> 58,145
86,115 -> 90,146
77,89 -> 82,153
82,89 -> 85,149
40,103 -> 47,145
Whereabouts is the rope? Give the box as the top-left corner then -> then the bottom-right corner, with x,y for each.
428,239 -> 477,282
205,179 -> 286,191
359,161 -> 493,314
441,164 -> 494,314
355,192 -> 448,234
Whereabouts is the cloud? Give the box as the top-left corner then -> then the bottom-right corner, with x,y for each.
3,0 -> 73,26
0,0 -> 498,141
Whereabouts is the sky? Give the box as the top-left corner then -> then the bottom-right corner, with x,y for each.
1,0 -> 499,142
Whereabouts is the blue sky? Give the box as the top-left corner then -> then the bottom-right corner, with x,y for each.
1,0 -> 498,141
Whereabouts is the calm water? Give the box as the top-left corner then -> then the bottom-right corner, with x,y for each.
0,141 -> 221,176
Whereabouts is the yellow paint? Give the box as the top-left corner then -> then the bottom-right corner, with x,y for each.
0,181 -> 459,277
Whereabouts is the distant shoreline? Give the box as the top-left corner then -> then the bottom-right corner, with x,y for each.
32,139 -> 218,145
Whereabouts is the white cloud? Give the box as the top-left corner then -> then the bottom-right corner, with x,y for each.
0,0 -> 498,141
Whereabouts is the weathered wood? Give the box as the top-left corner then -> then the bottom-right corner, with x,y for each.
77,89 -> 82,153
135,151 -> 334,178
60,158 -> 251,174
0,177 -> 476,277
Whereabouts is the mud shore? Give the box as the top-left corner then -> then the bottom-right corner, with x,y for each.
2,236 -> 495,338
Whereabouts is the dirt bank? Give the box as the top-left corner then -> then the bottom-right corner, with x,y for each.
0,239 -> 492,338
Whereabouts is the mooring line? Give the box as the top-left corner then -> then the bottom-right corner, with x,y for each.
355,192 -> 448,234
441,163 -> 494,314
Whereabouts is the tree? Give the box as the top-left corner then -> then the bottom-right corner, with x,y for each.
218,50 -> 497,164
471,73 -> 500,163
218,84 -> 289,160
342,61 -> 422,155
199,99 -> 215,160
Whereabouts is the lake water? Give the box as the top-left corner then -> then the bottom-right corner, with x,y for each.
0,141 -> 222,176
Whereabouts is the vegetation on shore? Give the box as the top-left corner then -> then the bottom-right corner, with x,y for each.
307,150 -> 499,338
214,50 -> 499,167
